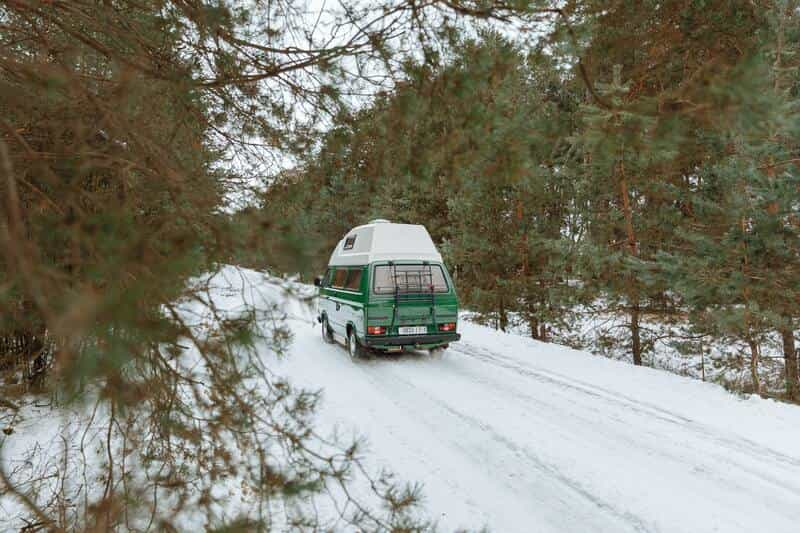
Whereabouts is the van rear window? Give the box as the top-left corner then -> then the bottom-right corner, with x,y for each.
373,265 -> 448,294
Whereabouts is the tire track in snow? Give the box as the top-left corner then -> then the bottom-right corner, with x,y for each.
352,355 -> 654,533
451,342 -> 692,424
283,317 -> 800,532
450,341 -> 800,498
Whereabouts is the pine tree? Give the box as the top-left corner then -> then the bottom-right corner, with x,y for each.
568,0 -> 768,367
657,2 -> 800,396
265,34 -> 583,336
4,0 -> 553,527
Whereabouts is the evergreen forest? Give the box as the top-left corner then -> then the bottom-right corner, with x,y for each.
2,0 -> 800,530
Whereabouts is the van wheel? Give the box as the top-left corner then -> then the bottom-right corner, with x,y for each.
429,345 -> 447,357
321,316 -> 334,344
347,329 -> 367,360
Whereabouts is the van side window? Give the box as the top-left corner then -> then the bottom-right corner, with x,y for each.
343,235 -> 356,250
345,269 -> 362,291
332,268 -> 348,288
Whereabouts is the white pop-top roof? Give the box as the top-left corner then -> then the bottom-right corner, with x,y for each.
328,221 -> 443,266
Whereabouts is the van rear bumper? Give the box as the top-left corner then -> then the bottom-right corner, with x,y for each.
363,332 -> 461,347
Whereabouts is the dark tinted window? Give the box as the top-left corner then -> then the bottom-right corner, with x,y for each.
345,269 -> 362,291
332,268 -> 348,288
373,265 -> 448,294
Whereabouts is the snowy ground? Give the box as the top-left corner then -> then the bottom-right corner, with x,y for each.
465,306 -> 790,395
274,286 -> 800,532
4,267 -> 800,531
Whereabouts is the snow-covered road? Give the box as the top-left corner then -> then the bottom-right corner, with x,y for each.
7,267 -> 800,531
275,308 -> 800,532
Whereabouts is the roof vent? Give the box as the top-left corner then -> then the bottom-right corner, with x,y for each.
368,218 -> 391,224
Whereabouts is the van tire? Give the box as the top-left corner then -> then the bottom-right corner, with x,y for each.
429,345 -> 447,357
321,316 -> 334,344
347,328 -> 367,360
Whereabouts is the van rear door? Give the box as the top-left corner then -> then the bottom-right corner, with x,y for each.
369,263 -> 458,335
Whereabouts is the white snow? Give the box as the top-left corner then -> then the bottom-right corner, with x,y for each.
272,278 -> 800,532
4,266 -> 800,532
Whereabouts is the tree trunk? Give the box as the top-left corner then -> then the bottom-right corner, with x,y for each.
618,158 -> 642,366
739,214 -> 759,395
498,297 -> 508,332
517,198 -> 531,339
747,337 -> 762,396
528,314 -> 540,340
700,346 -> 706,382
631,300 -> 642,366
780,322 -> 798,400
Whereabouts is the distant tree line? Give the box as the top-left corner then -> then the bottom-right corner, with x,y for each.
253,1 -> 800,401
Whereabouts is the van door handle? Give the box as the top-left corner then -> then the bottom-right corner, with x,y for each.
336,302 -> 340,311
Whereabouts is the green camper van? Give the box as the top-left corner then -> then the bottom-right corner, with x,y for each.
315,220 -> 460,358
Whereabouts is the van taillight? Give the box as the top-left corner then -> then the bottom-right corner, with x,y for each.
367,326 -> 386,335
438,323 -> 456,332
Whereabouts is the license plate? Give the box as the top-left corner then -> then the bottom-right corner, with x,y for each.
398,326 -> 427,335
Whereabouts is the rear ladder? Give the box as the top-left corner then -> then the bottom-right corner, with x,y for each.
387,262 -> 438,334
